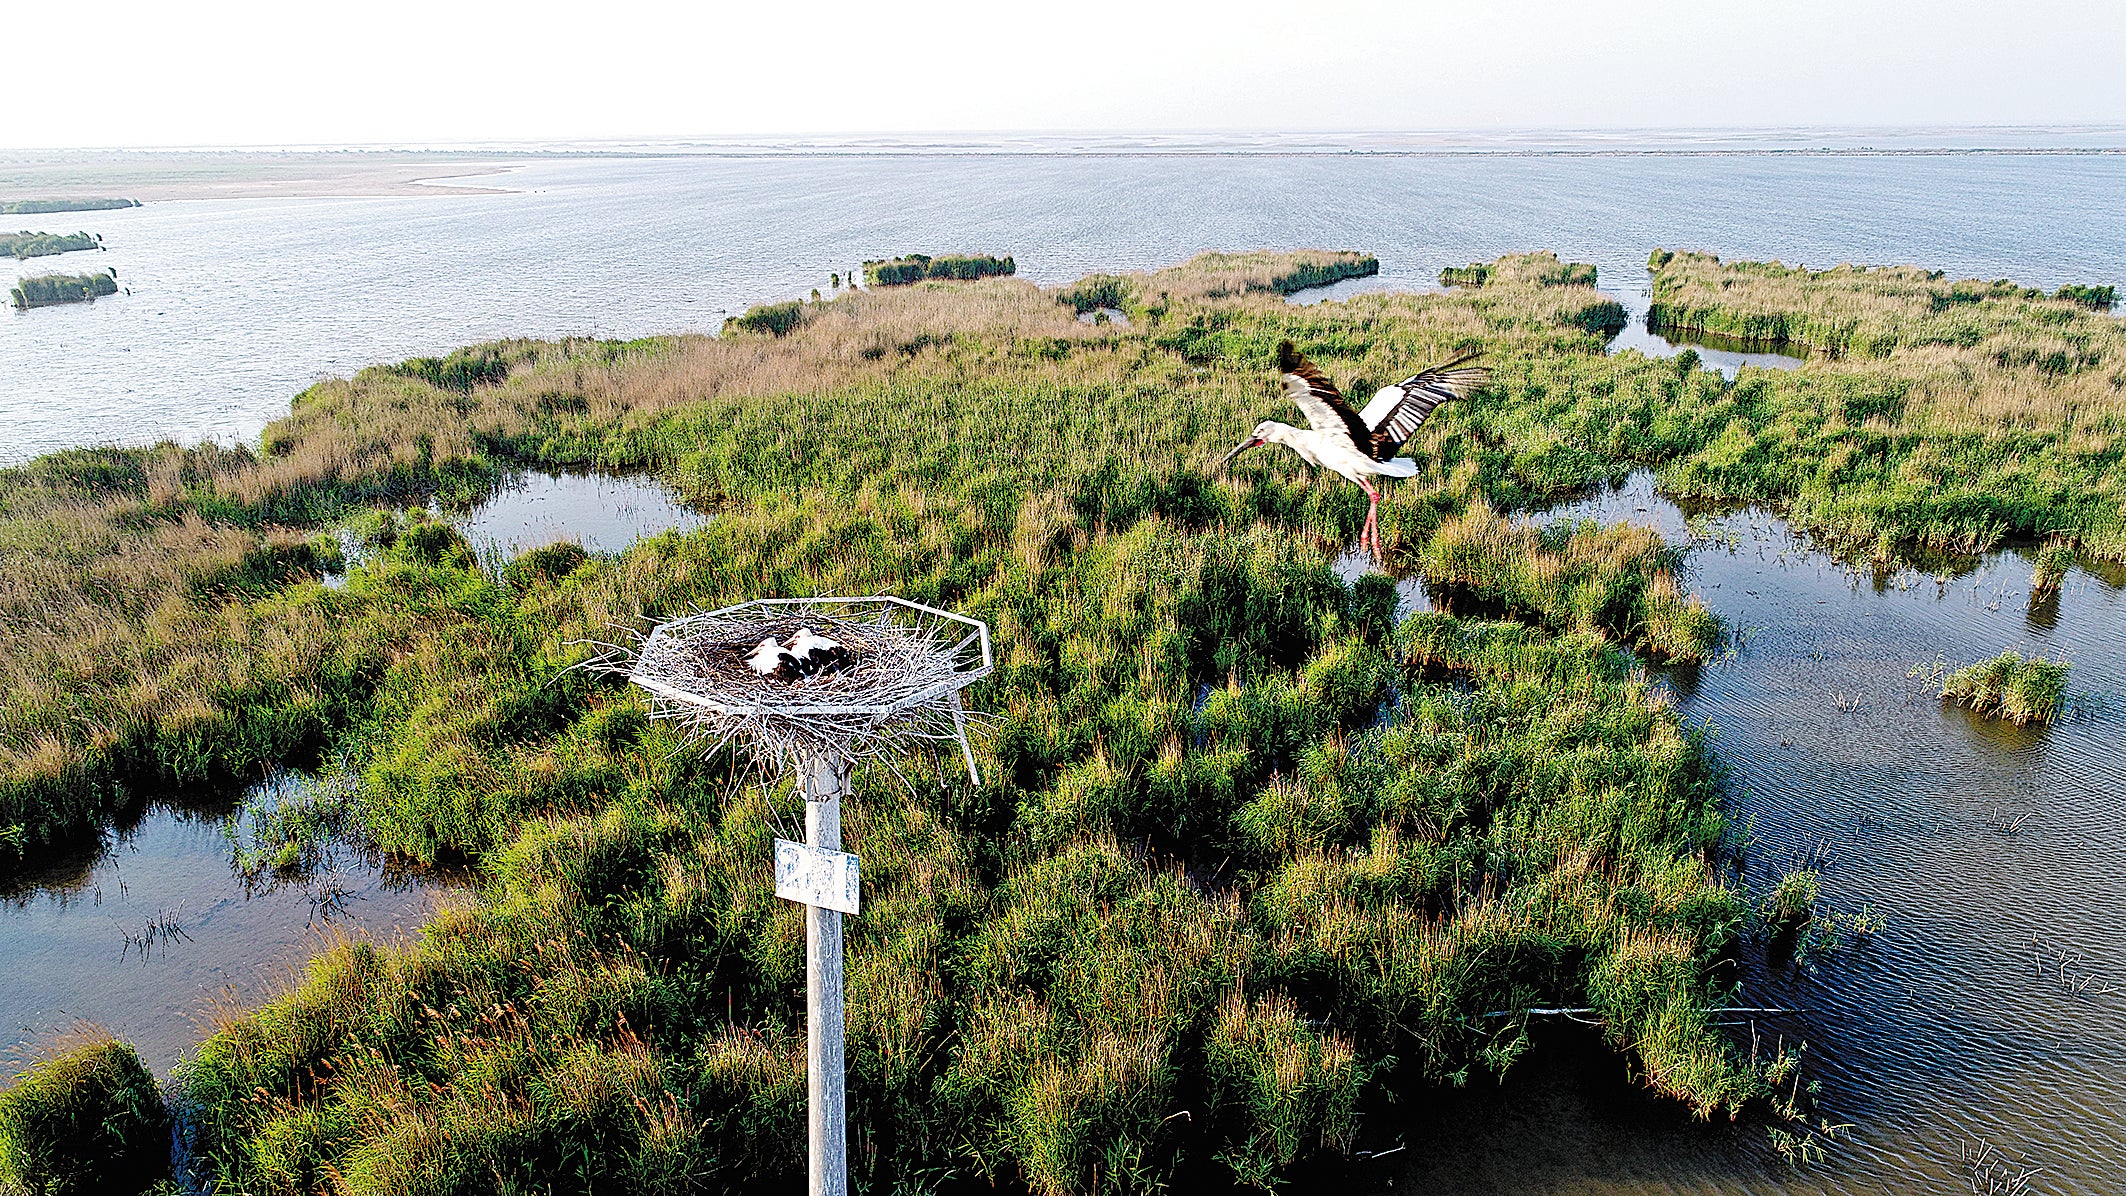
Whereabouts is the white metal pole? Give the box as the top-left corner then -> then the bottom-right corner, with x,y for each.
803,751 -> 849,1196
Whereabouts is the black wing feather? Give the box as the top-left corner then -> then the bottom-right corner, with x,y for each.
1364,352 -> 1488,458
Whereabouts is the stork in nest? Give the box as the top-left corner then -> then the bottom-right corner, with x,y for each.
1220,340 -> 1488,561
744,627 -> 856,682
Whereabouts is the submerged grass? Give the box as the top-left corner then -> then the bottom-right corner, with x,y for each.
2,243 -> 2116,1189
1941,650 -> 2070,724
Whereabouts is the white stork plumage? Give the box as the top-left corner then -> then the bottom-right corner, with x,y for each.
1219,340 -> 1488,560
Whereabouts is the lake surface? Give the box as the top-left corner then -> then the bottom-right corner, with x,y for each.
7,152 -> 2126,463
1374,474 -> 2126,1195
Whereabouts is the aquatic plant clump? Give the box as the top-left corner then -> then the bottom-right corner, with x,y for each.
10,269 -> 117,309
1941,650 -> 2070,724
863,253 -> 1015,286
0,1034 -> 170,1196
2031,540 -> 2074,596
725,300 -> 804,337
1,230 -> 99,259
2054,283 -> 2115,310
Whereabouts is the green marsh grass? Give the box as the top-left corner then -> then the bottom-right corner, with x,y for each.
1413,503 -> 1720,661
1444,251 -> 1599,291
2055,283 -> 2115,310
1640,250 -> 2126,559
5,246 -> 2112,1189
725,300 -> 805,337
2031,540 -> 2074,596
0,1032 -> 170,1196
1941,650 -> 2070,725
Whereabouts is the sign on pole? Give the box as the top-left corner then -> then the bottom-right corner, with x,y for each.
775,838 -> 861,916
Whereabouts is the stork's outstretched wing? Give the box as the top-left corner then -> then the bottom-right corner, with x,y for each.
1358,353 -> 1487,458
1276,340 -> 1371,451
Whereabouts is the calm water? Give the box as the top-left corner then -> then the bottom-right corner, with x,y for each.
0,783 -> 454,1077
1373,475 -> 2126,1195
442,468 -> 706,568
7,153 -> 2126,463
6,152 -> 2126,1189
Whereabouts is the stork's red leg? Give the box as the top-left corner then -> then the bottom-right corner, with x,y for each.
1363,484 -> 1382,562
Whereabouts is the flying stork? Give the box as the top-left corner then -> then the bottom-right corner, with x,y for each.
1219,340 -> 1488,561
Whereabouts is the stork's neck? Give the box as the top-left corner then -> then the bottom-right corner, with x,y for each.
1259,421 -> 1305,446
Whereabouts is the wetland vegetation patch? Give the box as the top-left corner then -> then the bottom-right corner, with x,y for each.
9,269 -> 118,309
0,198 -> 138,215
3,244 -> 2125,1190
1941,649 -> 2070,725
862,252 -> 1016,286
0,230 -> 100,260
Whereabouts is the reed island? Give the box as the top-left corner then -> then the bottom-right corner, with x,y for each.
9,268 -> 118,309
0,197 -> 139,215
1,230 -> 100,260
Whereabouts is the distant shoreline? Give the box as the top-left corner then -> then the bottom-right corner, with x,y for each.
0,153 -> 525,201
1,142 -> 2122,203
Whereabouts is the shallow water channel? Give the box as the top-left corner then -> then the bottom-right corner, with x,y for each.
1376,473 -> 2126,1195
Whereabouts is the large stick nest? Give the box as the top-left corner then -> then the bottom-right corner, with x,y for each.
614,597 -> 993,784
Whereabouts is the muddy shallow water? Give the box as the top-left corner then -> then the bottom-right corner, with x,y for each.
1374,473 -> 2126,1195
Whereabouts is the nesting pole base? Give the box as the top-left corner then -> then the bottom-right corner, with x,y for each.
805,752 -> 849,1196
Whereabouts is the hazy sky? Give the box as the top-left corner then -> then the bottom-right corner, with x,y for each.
14,0 -> 2126,148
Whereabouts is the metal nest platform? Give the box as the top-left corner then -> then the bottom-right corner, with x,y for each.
624,596 -> 993,785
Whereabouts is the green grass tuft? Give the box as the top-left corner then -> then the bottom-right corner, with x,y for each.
863,253 -> 1015,286
1942,650 -> 2070,724
0,1033 -> 170,1196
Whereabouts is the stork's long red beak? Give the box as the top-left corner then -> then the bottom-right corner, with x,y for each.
1217,437 -> 1263,469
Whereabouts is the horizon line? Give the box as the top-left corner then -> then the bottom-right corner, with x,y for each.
9,123 -> 2126,157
